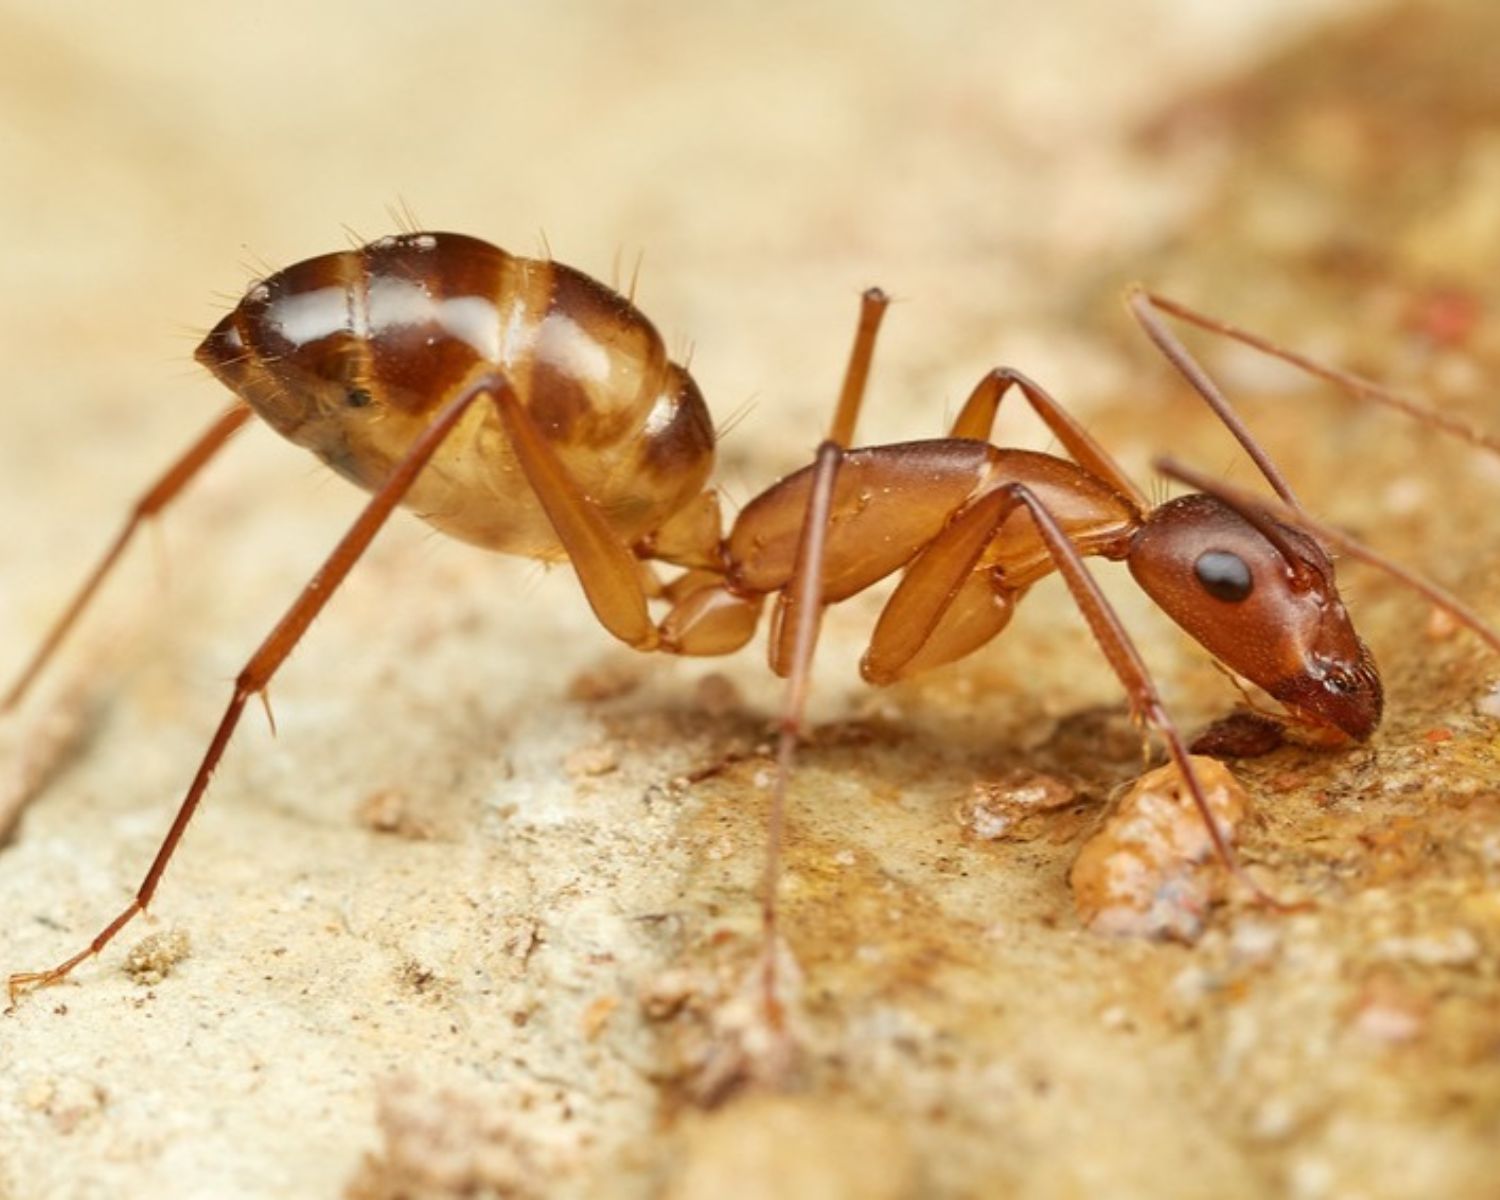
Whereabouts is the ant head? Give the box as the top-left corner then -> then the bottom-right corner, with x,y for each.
1128,492 -> 1382,742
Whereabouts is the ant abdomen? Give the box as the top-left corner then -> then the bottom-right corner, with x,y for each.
197,231 -> 715,558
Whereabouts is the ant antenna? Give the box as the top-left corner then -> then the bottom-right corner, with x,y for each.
1140,290 -> 1500,460
1126,288 -> 1302,510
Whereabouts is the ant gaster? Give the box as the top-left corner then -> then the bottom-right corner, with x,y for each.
5,231 -> 1497,1017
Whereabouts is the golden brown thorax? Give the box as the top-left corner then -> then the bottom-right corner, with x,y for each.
195,232 -> 714,559
727,441 -> 1139,598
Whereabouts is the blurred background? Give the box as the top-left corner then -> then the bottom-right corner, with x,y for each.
3,2 -> 1499,1198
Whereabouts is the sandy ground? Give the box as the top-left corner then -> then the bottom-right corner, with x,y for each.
2,1 -> 1500,1197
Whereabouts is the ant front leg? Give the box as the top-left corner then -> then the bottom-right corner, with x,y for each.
1005,483 -> 1301,911
3,404 -> 253,712
867,475 -> 1292,908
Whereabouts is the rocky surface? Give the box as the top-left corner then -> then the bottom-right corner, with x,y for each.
1,2 -> 1497,1197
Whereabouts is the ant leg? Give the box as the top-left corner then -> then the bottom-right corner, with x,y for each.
3,404 -> 253,712
761,440 -> 843,1032
826,288 -> 891,448
1125,287 -> 1302,508
863,474 -> 1294,904
1135,289 -> 1500,460
949,368 -> 1149,512
1003,481 -> 1294,909
862,488 -> 1021,684
489,388 -> 656,649
644,489 -> 725,572
7,376 -> 515,1001
1160,457 -> 1500,659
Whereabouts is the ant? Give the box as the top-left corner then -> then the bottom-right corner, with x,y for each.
4,231 -> 1498,1026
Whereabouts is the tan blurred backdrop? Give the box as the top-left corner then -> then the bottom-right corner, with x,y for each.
6,3 -> 1500,1199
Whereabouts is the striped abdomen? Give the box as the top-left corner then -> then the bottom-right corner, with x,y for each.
196,232 -> 714,559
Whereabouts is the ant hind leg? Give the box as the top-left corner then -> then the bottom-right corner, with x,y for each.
3,404 -> 253,712
6,378 -> 513,1002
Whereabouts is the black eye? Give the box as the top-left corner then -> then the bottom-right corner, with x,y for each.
1325,668 -> 1356,695
345,386 -> 373,409
1194,550 -> 1253,602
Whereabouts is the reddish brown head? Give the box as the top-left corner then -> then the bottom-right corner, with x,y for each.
1128,493 -> 1382,742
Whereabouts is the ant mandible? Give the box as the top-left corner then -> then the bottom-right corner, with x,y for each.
5,231 -> 1498,1018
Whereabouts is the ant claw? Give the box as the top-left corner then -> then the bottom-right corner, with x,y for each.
1237,870 -> 1315,915
7,971 -> 47,1007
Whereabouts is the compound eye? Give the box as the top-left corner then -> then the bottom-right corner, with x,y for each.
1194,549 -> 1254,602
1324,666 -> 1358,695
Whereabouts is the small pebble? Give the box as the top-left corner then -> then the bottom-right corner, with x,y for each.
1250,1096 -> 1298,1142
1071,758 -> 1249,943
123,929 -> 191,986
355,788 -> 433,839
565,743 -> 620,778
694,672 -> 743,717
1099,1005 -> 1131,1030
959,770 -> 1075,841
1353,1000 -> 1424,1043
1229,919 -> 1283,967
566,661 -> 643,703
1371,928 -> 1480,967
